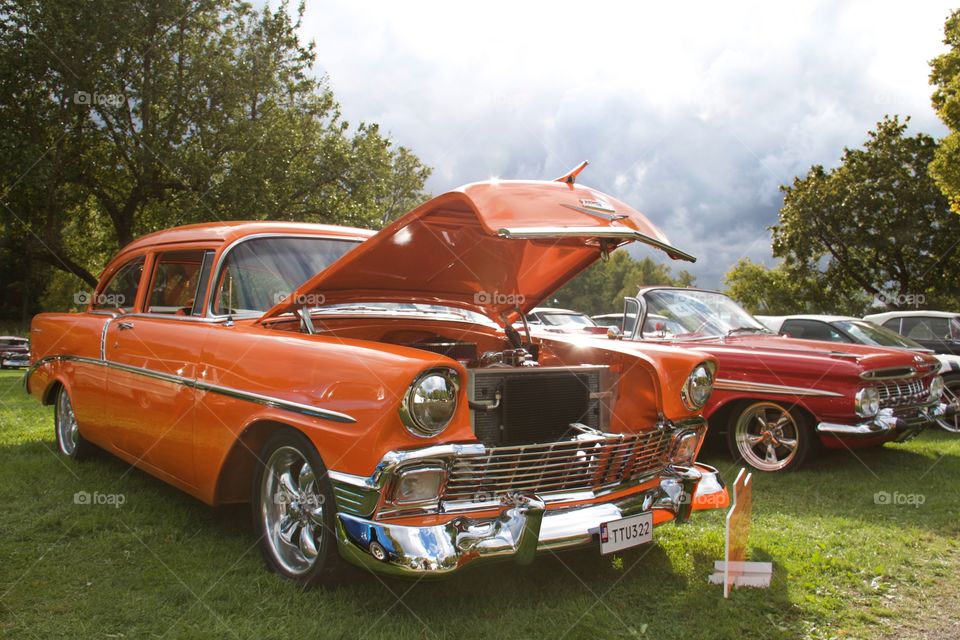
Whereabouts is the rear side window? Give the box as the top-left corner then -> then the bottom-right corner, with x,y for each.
902,317 -> 951,341
147,250 -> 209,314
94,256 -> 145,311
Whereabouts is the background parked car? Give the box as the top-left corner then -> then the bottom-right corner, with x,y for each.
0,336 -> 29,369
614,288 -> 951,472
591,313 -> 634,331
525,307 -> 608,334
758,314 -> 960,432
864,310 -> 960,355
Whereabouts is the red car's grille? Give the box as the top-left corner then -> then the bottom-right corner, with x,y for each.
877,378 -> 928,407
441,431 -> 672,503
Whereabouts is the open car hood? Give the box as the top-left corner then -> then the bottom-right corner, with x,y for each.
259,179 -> 694,324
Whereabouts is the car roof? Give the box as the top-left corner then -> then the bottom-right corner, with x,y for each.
864,310 -> 960,323
591,313 -> 625,319
119,221 -> 377,254
760,314 -> 859,323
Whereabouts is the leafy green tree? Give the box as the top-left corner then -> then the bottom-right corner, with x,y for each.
771,116 -> 960,312
930,9 -> 960,212
550,251 -> 696,316
0,0 -> 429,303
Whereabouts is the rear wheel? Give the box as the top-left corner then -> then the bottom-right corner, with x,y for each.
936,375 -> 960,433
252,430 -> 341,587
54,386 -> 93,460
727,401 -> 814,472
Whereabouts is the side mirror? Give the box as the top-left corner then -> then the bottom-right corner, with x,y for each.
607,326 -> 622,340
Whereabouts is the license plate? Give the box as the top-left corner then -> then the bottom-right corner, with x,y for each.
599,512 -> 653,554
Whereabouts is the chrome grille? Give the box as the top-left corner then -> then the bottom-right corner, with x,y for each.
877,378 -> 927,407
442,431 -> 672,502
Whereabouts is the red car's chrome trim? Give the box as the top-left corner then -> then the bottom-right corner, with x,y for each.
714,378 -> 844,398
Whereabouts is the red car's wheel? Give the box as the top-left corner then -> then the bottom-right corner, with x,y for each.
728,401 -> 814,472
936,375 -> 960,433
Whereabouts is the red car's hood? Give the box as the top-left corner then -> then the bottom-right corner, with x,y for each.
647,333 -> 940,374
260,179 -> 693,323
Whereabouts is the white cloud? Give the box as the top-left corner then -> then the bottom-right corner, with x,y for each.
295,0 -> 953,286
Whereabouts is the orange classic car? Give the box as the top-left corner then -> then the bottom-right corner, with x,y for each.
26,170 -> 729,585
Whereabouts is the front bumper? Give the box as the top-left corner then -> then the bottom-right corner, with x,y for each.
816,402 -> 957,439
335,463 -> 727,577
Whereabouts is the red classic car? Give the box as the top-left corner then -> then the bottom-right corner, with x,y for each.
618,288 -> 953,472
26,174 -> 728,585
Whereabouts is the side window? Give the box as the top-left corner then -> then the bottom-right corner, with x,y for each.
94,256 -> 145,311
147,250 -> 209,314
782,320 -> 849,342
902,317 -> 949,341
882,319 -> 901,333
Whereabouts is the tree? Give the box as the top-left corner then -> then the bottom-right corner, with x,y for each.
723,258 -> 870,316
771,116 -> 960,313
0,0 -> 430,304
549,251 -> 695,316
930,9 -> 960,212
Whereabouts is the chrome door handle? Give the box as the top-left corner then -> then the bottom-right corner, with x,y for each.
118,321 -> 134,331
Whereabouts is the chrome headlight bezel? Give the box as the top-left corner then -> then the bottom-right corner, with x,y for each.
399,368 -> 460,438
929,375 -> 945,402
854,386 -> 881,418
681,361 -> 716,411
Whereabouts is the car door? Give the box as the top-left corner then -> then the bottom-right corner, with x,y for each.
104,249 -> 214,487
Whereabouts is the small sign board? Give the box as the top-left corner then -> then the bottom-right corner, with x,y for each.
708,468 -> 772,597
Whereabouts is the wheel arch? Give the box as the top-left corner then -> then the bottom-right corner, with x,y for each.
213,419 -> 309,506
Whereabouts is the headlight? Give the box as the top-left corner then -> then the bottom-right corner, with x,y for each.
929,376 -> 945,401
681,362 -> 715,411
391,466 -> 446,505
670,429 -> 705,466
854,386 -> 880,417
399,368 -> 460,438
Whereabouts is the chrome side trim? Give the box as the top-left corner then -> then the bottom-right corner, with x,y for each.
24,355 -> 356,423
714,378 -> 844,398
496,226 -> 697,263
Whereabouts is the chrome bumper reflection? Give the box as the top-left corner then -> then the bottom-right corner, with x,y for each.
335,463 -> 727,577
816,402 -> 956,437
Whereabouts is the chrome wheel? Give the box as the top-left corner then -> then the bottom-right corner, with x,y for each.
260,446 -> 326,576
56,387 -> 79,456
936,381 -> 960,433
734,402 -> 801,472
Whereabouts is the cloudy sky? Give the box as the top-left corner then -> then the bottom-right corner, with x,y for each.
297,1 -> 953,287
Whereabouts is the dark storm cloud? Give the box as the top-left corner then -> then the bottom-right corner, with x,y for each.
297,0 -> 951,286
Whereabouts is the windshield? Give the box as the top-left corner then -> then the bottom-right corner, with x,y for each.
641,289 -> 769,339
539,313 -> 595,327
214,237 -> 361,315
834,320 -> 925,349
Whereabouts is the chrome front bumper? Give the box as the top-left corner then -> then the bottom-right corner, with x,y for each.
816,402 -> 957,438
335,463 -> 727,577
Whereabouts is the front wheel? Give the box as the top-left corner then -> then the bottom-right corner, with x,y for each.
727,401 -> 815,472
252,430 -> 341,588
936,376 -> 960,432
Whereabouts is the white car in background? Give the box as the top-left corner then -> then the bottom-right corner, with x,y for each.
757,314 -> 960,432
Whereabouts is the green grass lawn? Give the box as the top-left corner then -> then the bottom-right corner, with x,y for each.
1,369 -> 957,639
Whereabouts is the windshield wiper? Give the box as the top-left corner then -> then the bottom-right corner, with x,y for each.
727,326 -> 769,336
